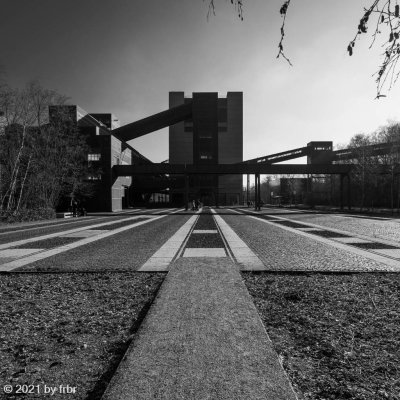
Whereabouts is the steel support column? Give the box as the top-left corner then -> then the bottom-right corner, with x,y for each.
184,174 -> 189,211
246,174 -> 250,206
254,174 -> 257,211
254,173 -> 261,211
340,174 -> 344,210
347,174 -> 351,211
215,175 -> 219,208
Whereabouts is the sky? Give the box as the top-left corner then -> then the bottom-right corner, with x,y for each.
2,0 -> 400,163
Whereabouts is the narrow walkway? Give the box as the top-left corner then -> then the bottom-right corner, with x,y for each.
102,258 -> 297,399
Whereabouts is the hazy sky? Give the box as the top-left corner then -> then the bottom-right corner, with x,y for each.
2,1 -> 400,162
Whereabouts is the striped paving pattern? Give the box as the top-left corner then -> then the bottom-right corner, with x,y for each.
235,208 -> 400,271
139,209 -> 266,271
0,209 -> 183,271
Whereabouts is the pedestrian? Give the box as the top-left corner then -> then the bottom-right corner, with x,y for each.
72,199 -> 78,217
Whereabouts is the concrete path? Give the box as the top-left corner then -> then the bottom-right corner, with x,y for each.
102,258 -> 298,400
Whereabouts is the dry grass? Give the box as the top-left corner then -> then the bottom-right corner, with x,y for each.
243,272 -> 400,400
0,272 -> 165,399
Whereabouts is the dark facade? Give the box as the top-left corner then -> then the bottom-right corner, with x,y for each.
307,141 -> 333,164
50,105 -> 146,212
169,92 -> 243,206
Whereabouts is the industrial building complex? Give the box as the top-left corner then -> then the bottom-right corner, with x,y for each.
52,92 -> 244,212
47,91 -> 369,213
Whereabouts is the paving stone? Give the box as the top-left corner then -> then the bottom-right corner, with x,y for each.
0,248 -> 43,257
183,248 -> 226,257
221,214 -> 396,272
272,220 -> 308,228
333,237 -> 373,244
277,212 -> 400,244
307,230 -> 351,238
296,227 -> 323,232
11,236 -> 79,249
372,248 -> 400,258
102,258 -> 297,400
0,257 -> 16,264
2,215 -> 176,272
350,242 -> 399,250
139,215 -> 198,271
94,217 -> 150,230
61,229 -> 107,238
213,213 -> 265,270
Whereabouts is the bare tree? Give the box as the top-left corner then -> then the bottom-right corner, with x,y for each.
0,81 -> 89,218
374,122 -> 400,210
0,85 -> 38,210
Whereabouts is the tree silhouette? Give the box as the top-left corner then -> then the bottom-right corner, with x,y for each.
207,0 -> 400,98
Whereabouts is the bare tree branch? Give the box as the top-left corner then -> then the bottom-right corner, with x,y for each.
206,0 -> 400,97
277,0 -> 293,66
205,0 -> 243,20
345,0 -> 400,98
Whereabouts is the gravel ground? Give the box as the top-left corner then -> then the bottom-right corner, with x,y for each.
12,237 -> 82,249
89,218 -> 150,231
265,210 -> 400,244
193,215 -> 216,230
243,272 -> 400,400
185,234 -> 225,248
0,216 -> 141,246
0,217 -> 98,233
0,272 -> 165,400
221,214 -> 391,271
17,215 -> 191,272
185,215 -> 224,248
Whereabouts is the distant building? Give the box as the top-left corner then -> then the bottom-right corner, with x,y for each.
50,105 -> 148,212
169,92 -> 243,206
89,113 -> 120,130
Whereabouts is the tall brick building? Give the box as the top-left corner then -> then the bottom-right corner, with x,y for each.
169,92 -> 243,206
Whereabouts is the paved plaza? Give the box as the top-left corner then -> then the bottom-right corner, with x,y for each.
2,207 -> 399,273
0,207 -> 399,398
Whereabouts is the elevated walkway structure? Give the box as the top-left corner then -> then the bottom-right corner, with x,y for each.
241,146 -> 309,164
333,141 -> 400,161
113,163 -> 351,175
112,102 -> 193,141
108,96 -> 399,211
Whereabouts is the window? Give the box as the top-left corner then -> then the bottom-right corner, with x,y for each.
87,175 -> 101,181
218,102 -> 227,122
88,153 -> 101,161
199,131 -> 212,138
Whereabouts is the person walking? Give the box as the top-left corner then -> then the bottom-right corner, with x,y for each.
72,199 -> 78,217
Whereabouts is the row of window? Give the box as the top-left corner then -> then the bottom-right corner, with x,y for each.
88,154 -> 133,164
87,175 -> 101,180
88,153 -> 101,161
87,175 -> 131,181
184,126 -> 227,134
